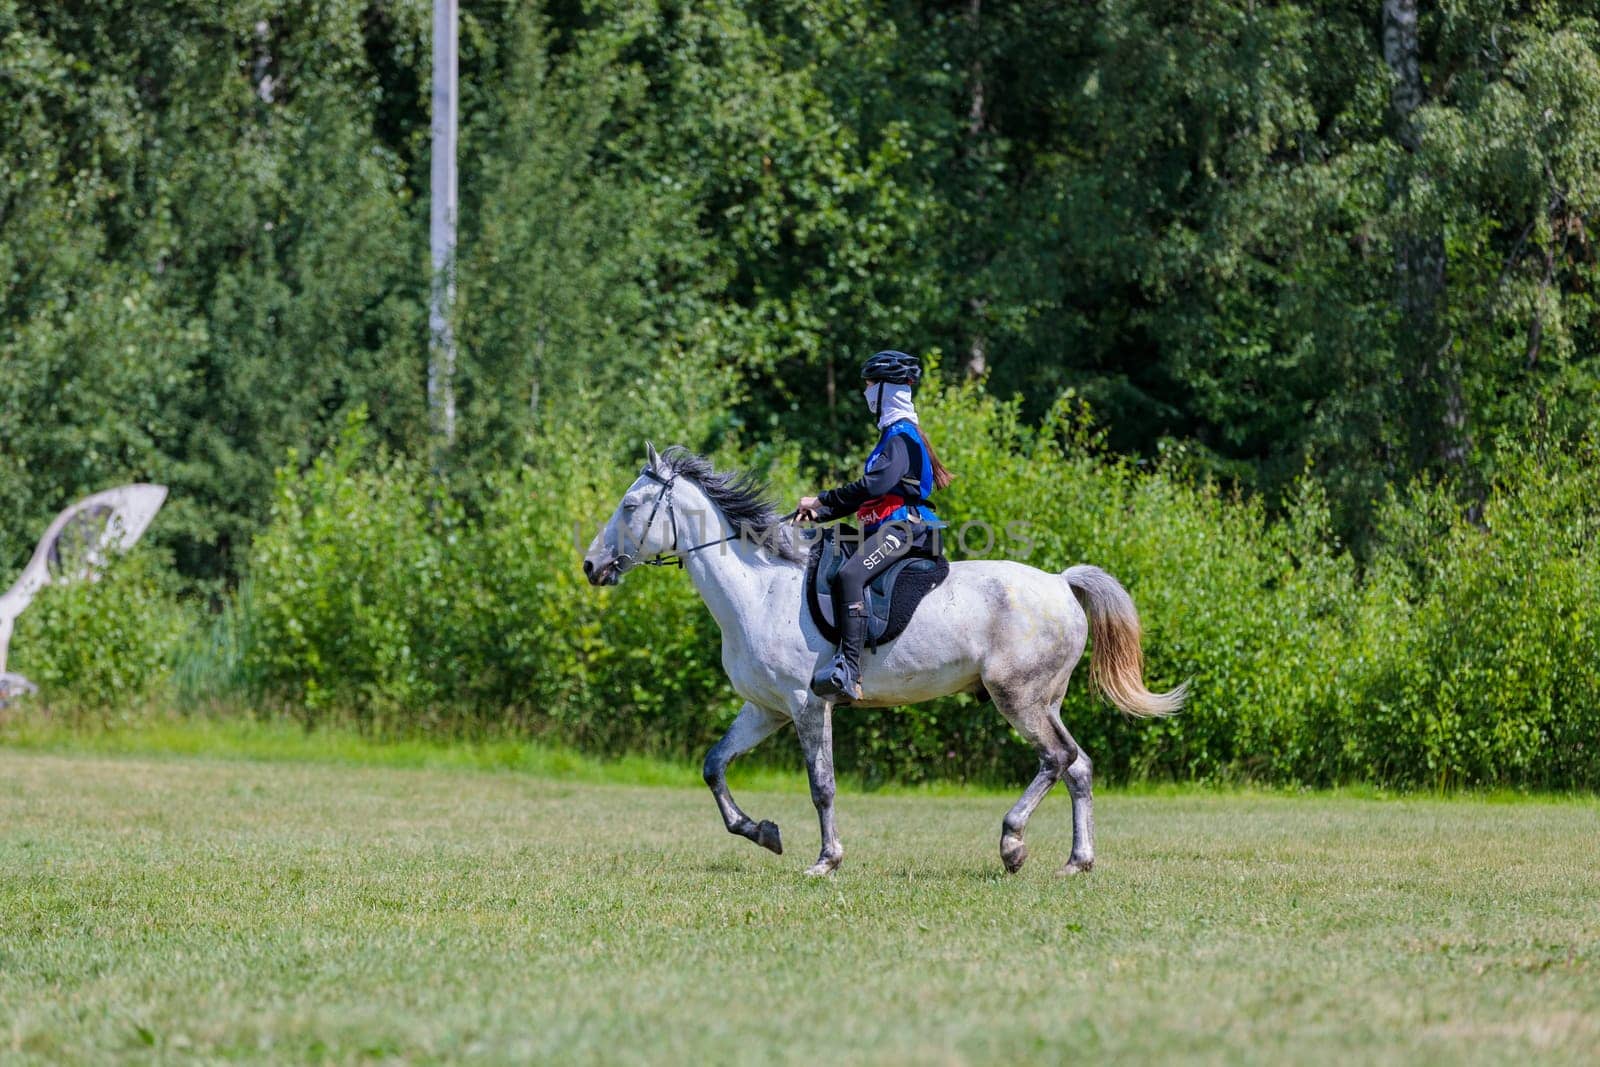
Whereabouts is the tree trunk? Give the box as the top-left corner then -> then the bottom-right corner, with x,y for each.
964,0 -> 988,380
251,21 -> 277,103
529,323 -> 546,427
1383,0 -> 1467,479
428,0 -> 459,461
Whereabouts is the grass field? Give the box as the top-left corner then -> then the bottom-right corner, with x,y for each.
2,746 -> 1599,1065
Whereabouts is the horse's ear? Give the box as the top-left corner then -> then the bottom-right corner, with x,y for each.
645,441 -> 661,473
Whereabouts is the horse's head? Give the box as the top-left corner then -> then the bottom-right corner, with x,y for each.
583,442 -> 680,586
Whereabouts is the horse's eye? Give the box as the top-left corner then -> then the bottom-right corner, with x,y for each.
622,503 -> 637,514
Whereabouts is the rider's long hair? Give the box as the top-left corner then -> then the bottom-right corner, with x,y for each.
922,433 -> 954,490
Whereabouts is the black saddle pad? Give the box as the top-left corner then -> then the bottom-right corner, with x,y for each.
804,526 -> 949,649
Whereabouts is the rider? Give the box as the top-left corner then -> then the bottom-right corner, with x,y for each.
797,350 -> 952,702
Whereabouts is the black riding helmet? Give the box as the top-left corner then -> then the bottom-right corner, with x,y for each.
860,349 -> 922,387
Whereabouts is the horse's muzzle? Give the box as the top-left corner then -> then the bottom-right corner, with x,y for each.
584,557 -> 622,586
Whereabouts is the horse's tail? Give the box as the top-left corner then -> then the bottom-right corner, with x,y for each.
1061,565 -> 1187,718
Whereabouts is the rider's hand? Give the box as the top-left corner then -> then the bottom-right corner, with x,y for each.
797,495 -> 822,522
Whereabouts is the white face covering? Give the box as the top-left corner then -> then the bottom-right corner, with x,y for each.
864,382 -> 918,428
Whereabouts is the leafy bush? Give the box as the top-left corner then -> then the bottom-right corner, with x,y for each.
1332,448 -> 1600,789
237,411 -> 768,754
225,386 -> 1600,790
240,419 -> 457,723
8,548 -> 195,713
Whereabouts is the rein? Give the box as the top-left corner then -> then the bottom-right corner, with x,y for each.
623,467 -> 796,570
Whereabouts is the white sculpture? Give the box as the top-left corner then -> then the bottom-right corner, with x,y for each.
0,485 -> 168,704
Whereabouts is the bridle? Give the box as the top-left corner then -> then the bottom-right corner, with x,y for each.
618,466 -> 796,570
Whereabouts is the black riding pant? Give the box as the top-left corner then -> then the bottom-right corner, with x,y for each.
833,521 -> 936,613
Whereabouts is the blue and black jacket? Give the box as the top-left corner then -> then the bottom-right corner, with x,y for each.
817,420 -> 942,541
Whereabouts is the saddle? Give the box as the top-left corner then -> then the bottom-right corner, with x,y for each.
804,525 -> 949,650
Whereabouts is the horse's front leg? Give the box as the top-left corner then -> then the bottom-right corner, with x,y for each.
703,702 -> 788,854
794,698 -> 844,876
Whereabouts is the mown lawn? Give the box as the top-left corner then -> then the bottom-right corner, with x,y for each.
1,748 -> 1597,1064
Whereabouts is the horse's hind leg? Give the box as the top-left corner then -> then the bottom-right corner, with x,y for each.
703,702 -> 788,855
994,698 -> 1079,875
794,698 -> 844,876
1055,716 -> 1095,875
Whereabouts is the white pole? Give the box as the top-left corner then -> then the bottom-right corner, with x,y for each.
428,0 -> 458,450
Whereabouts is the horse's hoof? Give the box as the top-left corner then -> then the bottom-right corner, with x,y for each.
803,849 -> 843,877
1058,858 -> 1094,877
754,820 -> 783,855
1000,835 -> 1028,874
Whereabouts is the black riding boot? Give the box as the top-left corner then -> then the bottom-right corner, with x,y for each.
811,602 -> 867,703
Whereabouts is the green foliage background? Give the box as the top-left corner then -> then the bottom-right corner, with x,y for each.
11,548 -> 193,714
5,1 -> 1600,787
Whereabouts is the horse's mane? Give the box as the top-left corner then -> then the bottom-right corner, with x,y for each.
658,446 -> 807,565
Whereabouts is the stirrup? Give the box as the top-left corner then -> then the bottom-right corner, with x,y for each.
810,653 -> 862,703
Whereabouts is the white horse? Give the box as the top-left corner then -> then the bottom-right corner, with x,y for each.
583,445 -> 1185,876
